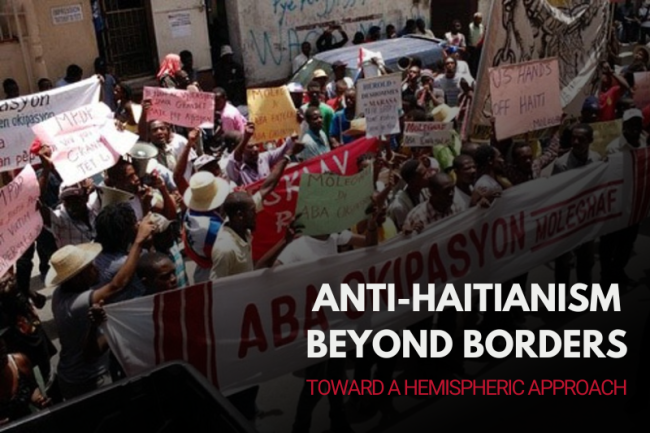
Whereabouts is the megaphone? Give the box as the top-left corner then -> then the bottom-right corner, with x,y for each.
398,56 -> 413,71
128,142 -> 159,178
96,186 -> 135,210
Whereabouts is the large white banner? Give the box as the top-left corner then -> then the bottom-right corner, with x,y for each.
469,0 -> 611,134
0,77 -> 101,172
105,149 -> 650,394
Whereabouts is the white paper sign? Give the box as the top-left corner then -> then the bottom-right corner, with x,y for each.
169,12 -> 191,38
51,4 -> 83,25
357,73 -> 402,138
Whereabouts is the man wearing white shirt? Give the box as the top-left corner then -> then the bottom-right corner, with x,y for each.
292,42 -> 312,74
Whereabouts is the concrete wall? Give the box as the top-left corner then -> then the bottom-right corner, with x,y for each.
227,0 -> 432,86
34,0 -> 98,85
0,42 -> 29,94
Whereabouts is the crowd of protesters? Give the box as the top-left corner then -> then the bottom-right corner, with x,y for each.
0,8 -> 648,432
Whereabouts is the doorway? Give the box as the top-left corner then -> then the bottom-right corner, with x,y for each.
97,0 -> 157,79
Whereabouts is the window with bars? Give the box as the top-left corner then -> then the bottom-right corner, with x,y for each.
0,0 -> 26,43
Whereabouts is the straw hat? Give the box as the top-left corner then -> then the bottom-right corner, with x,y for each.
96,186 -> 135,209
431,104 -> 460,123
183,172 -> 230,211
343,118 -> 367,137
313,69 -> 328,79
45,243 -> 102,288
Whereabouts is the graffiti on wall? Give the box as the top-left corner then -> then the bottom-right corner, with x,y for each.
243,0 -> 430,84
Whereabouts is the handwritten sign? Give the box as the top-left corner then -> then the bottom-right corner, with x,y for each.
489,58 -> 562,141
295,168 -> 374,236
403,122 -> 453,147
143,87 -> 215,128
357,73 -> 401,138
0,77 -> 100,173
633,72 -> 650,110
247,86 -> 298,143
0,166 -> 43,276
590,119 -> 622,157
360,48 -> 383,78
32,103 -> 138,185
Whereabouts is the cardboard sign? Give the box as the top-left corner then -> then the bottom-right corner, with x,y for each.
633,72 -> 650,110
357,73 -> 402,138
32,103 -> 138,185
246,137 -> 379,260
590,119 -> 622,157
247,86 -> 298,143
143,87 -> 215,128
0,77 -> 101,172
0,166 -> 43,276
403,122 -> 453,147
295,168 -> 374,236
488,58 -> 562,141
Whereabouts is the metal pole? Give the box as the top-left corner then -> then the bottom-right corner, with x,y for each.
12,0 -> 35,93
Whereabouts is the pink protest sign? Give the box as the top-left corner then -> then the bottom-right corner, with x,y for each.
143,87 -> 215,128
488,58 -> 562,141
32,103 -> 139,185
0,166 -> 43,276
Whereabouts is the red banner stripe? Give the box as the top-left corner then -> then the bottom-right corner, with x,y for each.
206,282 -> 219,388
183,282 -> 210,379
160,288 -> 184,362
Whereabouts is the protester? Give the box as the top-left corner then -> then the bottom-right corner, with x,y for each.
600,109 -> 646,289
49,214 -> 155,400
435,57 -> 463,107
302,80 -> 335,140
553,124 -> 600,286
137,252 -> 179,296
599,61 -> 631,122
180,49 -> 198,83
325,60 -> 353,99
213,45 -> 246,105
387,159 -> 429,230
298,106 -> 331,161
114,82 -> 140,133
467,12 -> 484,76
316,25 -> 349,52
37,78 -> 53,92
330,88 -> 359,147
292,42 -> 312,74
2,79 -> 19,99
55,64 -> 83,87
415,18 -> 434,38
445,19 -> 467,50
157,54 -> 182,89
214,87 -> 247,134
94,57 -> 116,110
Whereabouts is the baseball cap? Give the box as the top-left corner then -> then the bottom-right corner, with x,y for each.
581,96 -> 600,112
623,108 -> 643,122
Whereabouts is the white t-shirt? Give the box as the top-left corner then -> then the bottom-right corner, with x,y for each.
168,133 -> 197,183
474,174 -> 503,195
277,231 -> 353,264
453,186 -> 472,211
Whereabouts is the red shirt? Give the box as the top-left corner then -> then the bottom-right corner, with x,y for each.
598,85 -> 623,122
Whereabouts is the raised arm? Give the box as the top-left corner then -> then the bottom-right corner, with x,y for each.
91,214 -> 156,304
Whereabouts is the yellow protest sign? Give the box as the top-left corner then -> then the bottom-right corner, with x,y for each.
590,119 -> 621,157
246,86 -> 298,143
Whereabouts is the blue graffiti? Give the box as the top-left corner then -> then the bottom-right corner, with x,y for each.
249,30 -> 285,66
272,0 -> 368,27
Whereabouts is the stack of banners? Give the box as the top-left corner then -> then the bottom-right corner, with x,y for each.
403,122 -> 453,147
356,73 -> 402,137
246,86 -> 299,144
32,103 -> 139,186
142,87 -> 215,128
0,166 -> 43,276
246,137 -> 379,260
0,76 -> 101,172
488,58 -> 563,141
104,149 -> 650,394
469,0 -> 611,133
